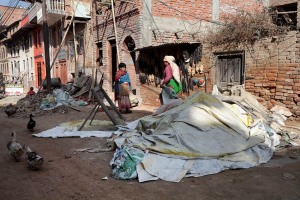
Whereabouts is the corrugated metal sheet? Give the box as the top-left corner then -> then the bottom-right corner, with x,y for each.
134,42 -> 201,51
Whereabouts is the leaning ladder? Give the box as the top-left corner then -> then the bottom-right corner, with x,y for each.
77,86 -> 125,131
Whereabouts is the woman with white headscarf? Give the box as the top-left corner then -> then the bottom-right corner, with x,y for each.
161,55 -> 182,94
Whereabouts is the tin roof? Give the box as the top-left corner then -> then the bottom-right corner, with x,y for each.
134,42 -> 201,52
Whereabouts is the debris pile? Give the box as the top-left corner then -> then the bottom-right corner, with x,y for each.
65,73 -> 93,98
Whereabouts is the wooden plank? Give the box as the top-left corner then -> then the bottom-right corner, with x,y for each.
100,87 -> 124,120
77,104 -> 98,131
89,105 -> 100,125
65,104 -> 81,112
91,88 -> 125,125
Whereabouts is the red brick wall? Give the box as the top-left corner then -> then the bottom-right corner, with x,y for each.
245,62 -> 300,117
242,31 -> 300,117
152,0 -> 211,21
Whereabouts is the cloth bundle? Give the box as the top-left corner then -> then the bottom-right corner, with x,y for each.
118,83 -> 130,97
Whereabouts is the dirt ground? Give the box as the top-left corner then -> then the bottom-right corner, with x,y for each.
0,98 -> 300,200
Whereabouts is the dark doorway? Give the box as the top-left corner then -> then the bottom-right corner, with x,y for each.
96,42 -> 103,67
37,62 -> 42,87
109,39 -> 117,92
124,36 -> 136,62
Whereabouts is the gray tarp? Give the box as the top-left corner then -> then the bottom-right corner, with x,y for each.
113,92 -> 279,182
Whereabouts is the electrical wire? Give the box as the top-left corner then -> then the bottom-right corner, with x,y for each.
1,0 -> 21,27
0,0 -> 15,22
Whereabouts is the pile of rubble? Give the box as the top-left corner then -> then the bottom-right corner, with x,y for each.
1,71 -> 139,118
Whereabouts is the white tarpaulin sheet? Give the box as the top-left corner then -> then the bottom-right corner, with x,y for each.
113,92 -> 280,182
33,120 -> 115,138
33,126 -> 113,138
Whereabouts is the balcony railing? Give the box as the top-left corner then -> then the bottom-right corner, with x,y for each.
47,0 -> 65,13
21,0 -> 66,26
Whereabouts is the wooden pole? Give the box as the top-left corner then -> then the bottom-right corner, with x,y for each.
42,0 -> 51,94
88,1 -> 96,99
29,3 -> 77,104
72,0 -> 79,78
111,0 -> 120,65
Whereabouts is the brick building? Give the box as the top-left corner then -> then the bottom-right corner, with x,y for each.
93,0 -> 300,117
200,0 -> 300,116
1,0 -> 299,117
15,0 -> 93,88
92,0 -> 265,102
244,0 -> 300,116
0,5 -> 27,83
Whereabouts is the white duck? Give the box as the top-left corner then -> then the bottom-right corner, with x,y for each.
23,144 -> 44,170
7,132 -> 24,162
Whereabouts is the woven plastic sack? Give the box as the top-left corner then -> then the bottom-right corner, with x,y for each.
110,146 -> 145,180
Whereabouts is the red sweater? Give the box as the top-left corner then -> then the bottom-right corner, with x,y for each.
27,90 -> 35,96
162,64 -> 173,84
115,70 -> 126,82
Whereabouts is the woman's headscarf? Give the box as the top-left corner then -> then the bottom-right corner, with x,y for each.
163,56 -> 180,83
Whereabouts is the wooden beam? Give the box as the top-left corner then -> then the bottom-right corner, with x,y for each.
91,88 -> 125,125
42,0 -> 51,94
277,11 -> 298,14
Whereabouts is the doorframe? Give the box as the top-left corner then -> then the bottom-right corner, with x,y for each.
213,51 -> 245,89
108,39 -> 117,92
37,62 -> 42,87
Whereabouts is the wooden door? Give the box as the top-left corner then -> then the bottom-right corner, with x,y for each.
217,55 -> 244,89
37,62 -> 42,87
59,62 -> 67,84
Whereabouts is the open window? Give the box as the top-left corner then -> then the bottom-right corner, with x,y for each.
270,3 -> 297,29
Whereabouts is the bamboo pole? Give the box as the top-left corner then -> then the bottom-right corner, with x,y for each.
73,20 -> 78,77
72,0 -> 79,78
111,0 -> 120,65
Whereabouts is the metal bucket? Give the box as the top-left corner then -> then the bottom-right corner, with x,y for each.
42,78 -> 62,88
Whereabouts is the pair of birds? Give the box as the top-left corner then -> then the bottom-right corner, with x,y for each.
7,132 -> 44,170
